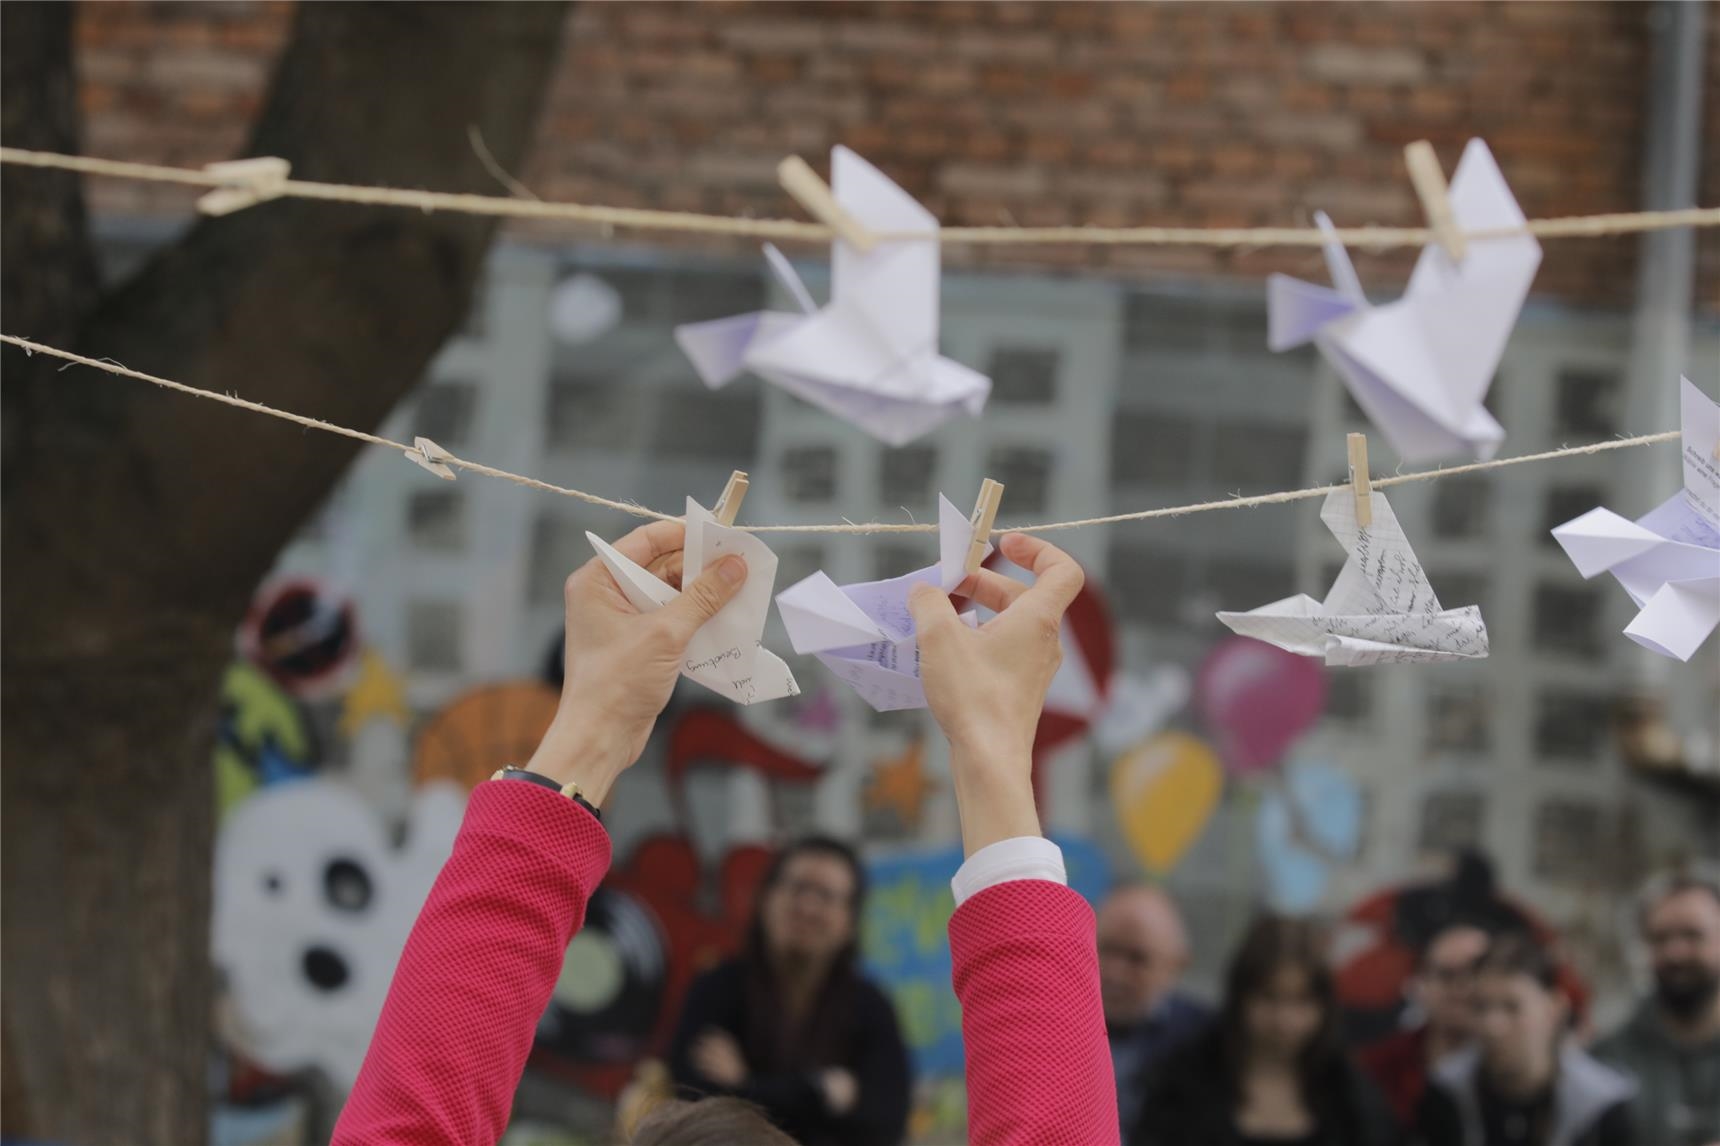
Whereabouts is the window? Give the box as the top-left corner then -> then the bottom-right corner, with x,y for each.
873,544 -> 924,583
1432,476 -> 1492,540
1532,799 -> 1605,882
649,388 -> 761,461
1211,423 -> 1307,489
1111,411 -> 1196,486
1534,690 -> 1612,763
1532,583 -> 1606,659
775,545 -> 825,592
545,376 -> 641,451
527,513 -> 593,605
1324,671 -> 1371,723
986,446 -> 1053,514
1206,557 -> 1295,614
1554,367 -> 1622,438
1540,486 -> 1605,548
406,489 -> 465,552
406,600 -> 463,672
986,346 -> 1060,404
1427,570 -> 1489,617
1108,544 -> 1189,625
879,445 -> 937,508
782,446 -> 838,503
1418,790 -> 1485,852
1427,683 -> 1490,754
415,382 -> 478,447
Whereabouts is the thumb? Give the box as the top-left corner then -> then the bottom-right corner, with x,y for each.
659,555 -> 748,642
907,581 -> 959,634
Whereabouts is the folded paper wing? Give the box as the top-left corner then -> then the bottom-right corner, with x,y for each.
776,494 -> 987,710
1268,139 -> 1541,463
587,498 -> 799,705
1551,379 -> 1720,662
673,147 -> 991,446
1217,489 -> 1490,666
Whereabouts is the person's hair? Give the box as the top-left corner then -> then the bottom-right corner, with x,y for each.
625,1097 -> 797,1145
738,835 -> 868,1074
1415,917 -> 1492,970
1218,916 -> 1346,1103
1636,870 -> 1720,932
1473,931 -> 1560,993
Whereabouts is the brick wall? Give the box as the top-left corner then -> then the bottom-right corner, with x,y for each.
70,1 -> 1720,310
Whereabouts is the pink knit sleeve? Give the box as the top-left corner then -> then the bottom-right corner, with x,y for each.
332,781 -> 612,1145
949,880 -> 1120,1146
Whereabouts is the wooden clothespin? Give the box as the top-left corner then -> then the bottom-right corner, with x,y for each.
965,479 -> 1004,575
777,156 -> 877,254
405,436 -> 456,481
1347,432 -> 1373,529
714,470 -> 750,526
197,156 -> 291,217
1403,141 -> 1465,264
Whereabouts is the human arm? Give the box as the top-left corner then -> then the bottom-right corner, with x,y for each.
333,520 -> 749,1144
912,534 -> 1120,1146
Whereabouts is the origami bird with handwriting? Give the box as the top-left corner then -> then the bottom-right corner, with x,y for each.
1552,377 -> 1720,662
1268,139 -> 1541,463
674,146 -> 991,446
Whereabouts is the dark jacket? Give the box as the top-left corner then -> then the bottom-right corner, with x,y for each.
667,957 -> 911,1146
1357,1024 -> 1431,1129
1114,991 -> 1214,1141
1593,1001 -> 1720,1146
1133,1027 -> 1397,1146
1417,1043 -> 1635,1146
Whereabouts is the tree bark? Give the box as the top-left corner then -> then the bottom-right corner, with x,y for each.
1,4 -> 569,1141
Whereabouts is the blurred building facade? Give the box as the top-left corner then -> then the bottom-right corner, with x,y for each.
75,2 -> 1720,1142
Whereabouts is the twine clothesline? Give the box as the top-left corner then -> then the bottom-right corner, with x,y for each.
4,146 -> 1720,250
0,333 -> 1680,536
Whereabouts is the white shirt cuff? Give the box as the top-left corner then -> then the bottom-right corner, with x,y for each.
950,836 -> 1067,906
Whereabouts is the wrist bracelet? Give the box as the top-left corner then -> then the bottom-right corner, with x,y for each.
491,766 -> 602,821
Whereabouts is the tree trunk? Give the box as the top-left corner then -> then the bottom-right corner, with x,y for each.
1,4 -> 569,1141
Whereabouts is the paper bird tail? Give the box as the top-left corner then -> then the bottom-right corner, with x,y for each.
1267,274 -> 1359,352
674,314 -> 765,388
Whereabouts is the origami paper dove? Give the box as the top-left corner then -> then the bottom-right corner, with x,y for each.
1268,139 -> 1542,463
587,498 -> 799,705
674,146 -> 991,446
1217,489 -> 1489,665
1551,377 -> 1720,661
776,494 -> 990,710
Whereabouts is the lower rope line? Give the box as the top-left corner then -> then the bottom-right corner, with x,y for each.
1,333 -> 1678,535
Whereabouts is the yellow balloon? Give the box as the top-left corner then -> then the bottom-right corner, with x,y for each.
1110,732 -> 1224,874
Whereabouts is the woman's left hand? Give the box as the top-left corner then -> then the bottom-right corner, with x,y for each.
524,519 -> 748,806
690,1029 -> 749,1088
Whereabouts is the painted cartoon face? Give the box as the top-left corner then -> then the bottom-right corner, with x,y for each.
212,778 -> 463,1088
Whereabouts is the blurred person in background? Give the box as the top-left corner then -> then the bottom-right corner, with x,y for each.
1097,884 -> 1213,1142
1594,872 -> 1720,1146
1135,915 -> 1394,1146
667,835 -> 911,1146
1418,933 -> 1633,1146
1359,919 -> 1492,1128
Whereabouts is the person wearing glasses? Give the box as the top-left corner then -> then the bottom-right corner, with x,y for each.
666,834 -> 911,1146
1358,920 -> 1491,1128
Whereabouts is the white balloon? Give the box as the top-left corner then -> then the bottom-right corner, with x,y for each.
548,273 -> 623,345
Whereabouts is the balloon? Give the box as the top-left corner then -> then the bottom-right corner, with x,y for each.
1256,757 -> 1364,913
1195,637 -> 1327,775
1110,732 -> 1224,874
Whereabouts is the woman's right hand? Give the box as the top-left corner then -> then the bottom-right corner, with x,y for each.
908,533 -> 1084,855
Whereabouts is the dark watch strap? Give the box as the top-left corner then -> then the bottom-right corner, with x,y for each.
494,766 -> 602,821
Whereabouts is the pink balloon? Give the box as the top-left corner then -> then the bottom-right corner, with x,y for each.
1195,637 -> 1327,775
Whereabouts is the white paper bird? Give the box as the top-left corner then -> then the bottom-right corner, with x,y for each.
1552,378 -> 1720,662
1217,489 -> 1489,666
776,494 -> 988,710
1268,139 -> 1541,463
587,498 -> 799,705
674,147 -> 990,446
